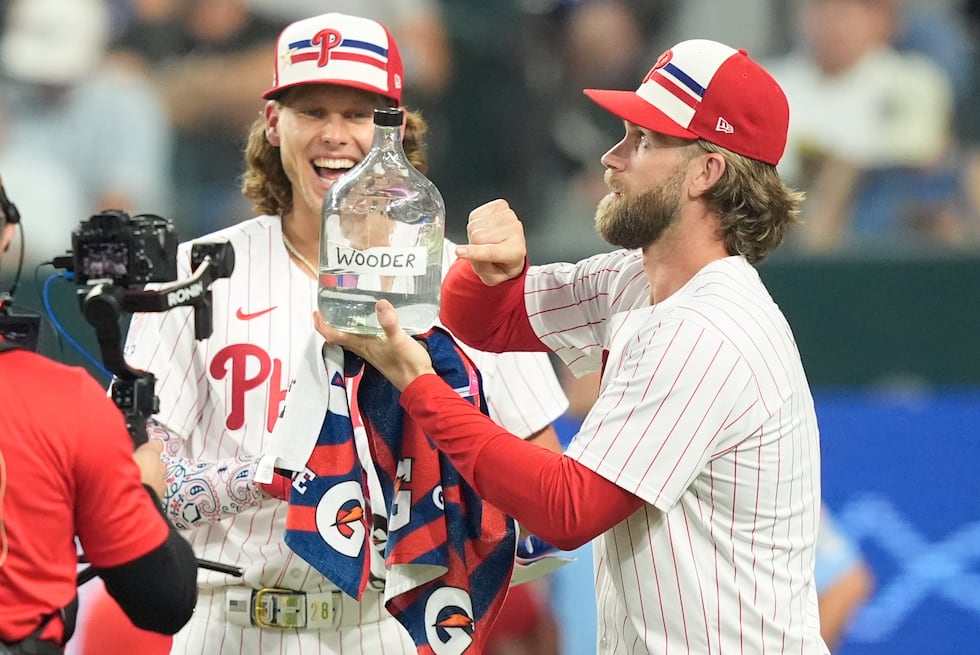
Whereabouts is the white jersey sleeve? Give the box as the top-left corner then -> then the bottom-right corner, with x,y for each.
524,250 -> 651,377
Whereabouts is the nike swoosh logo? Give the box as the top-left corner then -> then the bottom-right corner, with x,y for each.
236,306 -> 277,320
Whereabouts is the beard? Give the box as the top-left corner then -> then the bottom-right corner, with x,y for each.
594,167 -> 685,250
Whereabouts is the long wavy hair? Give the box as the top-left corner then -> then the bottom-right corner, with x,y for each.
241,99 -> 430,218
696,139 -> 805,264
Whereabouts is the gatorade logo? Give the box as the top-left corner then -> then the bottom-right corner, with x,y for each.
316,480 -> 367,558
424,586 -> 475,655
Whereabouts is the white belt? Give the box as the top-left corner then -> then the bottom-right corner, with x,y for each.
225,587 -> 385,631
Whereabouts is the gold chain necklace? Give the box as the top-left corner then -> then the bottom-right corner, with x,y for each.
281,232 -> 317,278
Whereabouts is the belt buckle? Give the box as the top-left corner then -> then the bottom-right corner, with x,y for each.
252,587 -> 306,630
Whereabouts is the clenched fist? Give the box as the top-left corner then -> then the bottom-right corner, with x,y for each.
454,199 -> 527,286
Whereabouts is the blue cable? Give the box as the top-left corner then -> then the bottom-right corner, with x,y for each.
42,272 -> 113,382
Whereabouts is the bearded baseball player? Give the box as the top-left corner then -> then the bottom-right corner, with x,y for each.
112,12 -> 567,654
315,39 -> 829,654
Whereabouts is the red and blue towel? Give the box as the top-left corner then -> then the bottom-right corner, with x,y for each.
284,328 -> 516,653
283,361 -> 372,598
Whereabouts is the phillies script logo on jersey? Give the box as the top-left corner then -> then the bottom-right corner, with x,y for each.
209,344 -> 288,432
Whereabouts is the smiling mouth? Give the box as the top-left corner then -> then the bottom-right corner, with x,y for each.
313,157 -> 356,181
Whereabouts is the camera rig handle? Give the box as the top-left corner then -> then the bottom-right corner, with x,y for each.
79,242 -> 235,447
76,555 -> 243,586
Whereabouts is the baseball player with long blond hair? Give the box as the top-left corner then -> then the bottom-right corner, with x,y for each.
101,12 -> 568,655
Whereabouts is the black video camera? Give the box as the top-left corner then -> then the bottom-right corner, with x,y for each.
70,209 -> 178,287
59,209 -> 247,583
55,210 -> 234,446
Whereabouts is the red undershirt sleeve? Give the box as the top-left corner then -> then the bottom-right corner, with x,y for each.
440,259 -> 547,352
401,374 -> 644,551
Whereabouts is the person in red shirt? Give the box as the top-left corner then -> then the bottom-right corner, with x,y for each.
0,191 -> 197,653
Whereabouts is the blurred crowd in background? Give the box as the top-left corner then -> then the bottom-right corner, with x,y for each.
1,0 -> 979,268
1,1 -> 977,654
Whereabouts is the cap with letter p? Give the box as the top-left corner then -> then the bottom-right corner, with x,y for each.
263,12 -> 403,106
584,39 -> 789,165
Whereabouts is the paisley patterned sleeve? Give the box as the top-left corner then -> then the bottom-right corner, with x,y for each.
148,420 -> 267,529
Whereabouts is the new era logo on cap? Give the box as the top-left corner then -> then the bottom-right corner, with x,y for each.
264,13 -> 403,105
584,39 -> 789,165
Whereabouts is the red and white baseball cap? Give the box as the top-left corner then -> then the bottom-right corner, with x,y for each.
584,39 -> 789,165
263,12 -> 403,105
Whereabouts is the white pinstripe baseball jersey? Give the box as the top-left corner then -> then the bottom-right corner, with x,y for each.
123,214 -> 568,654
525,251 -> 827,655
